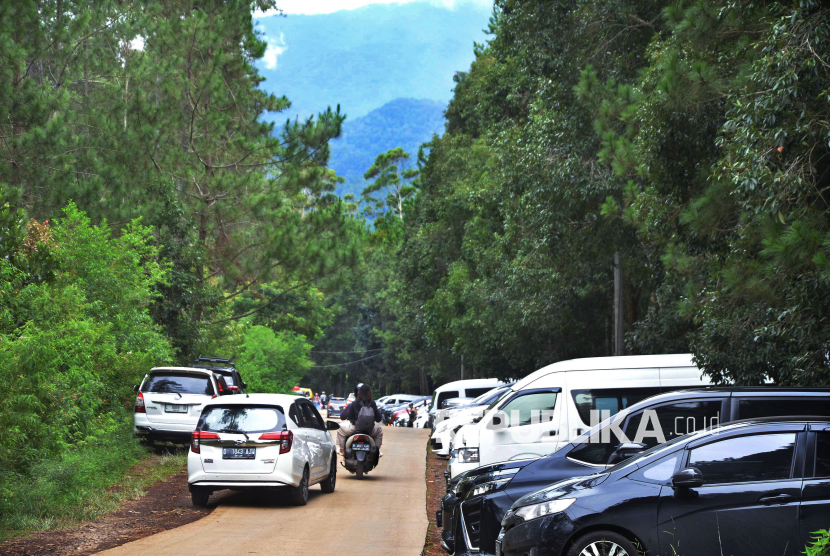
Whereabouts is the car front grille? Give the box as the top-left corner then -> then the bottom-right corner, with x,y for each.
461,499 -> 482,550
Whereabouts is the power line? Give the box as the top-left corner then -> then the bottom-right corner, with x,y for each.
309,348 -> 383,354
310,353 -> 383,368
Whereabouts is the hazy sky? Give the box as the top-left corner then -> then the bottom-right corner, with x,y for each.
257,0 -> 491,16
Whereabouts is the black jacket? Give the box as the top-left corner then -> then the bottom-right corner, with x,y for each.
341,400 -> 382,424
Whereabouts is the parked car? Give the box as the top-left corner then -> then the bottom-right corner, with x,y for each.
134,367 -> 234,444
445,387 -> 830,556
327,397 -> 348,417
384,396 -> 431,425
429,379 -> 508,428
378,393 -> 423,409
431,386 -> 514,456
497,416 -> 830,556
188,394 -> 338,507
448,353 -> 709,480
191,354 -> 247,393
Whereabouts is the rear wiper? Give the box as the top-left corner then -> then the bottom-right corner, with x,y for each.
219,428 -> 249,441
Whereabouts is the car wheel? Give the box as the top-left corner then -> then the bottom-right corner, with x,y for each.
190,487 -> 210,507
320,455 -> 337,493
290,466 -> 309,506
567,531 -> 639,556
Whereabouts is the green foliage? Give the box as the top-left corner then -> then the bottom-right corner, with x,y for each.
239,326 -> 314,393
362,147 -> 420,220
232,283 -> 333,343
0,202 -> 171,473
806,530 -> 830,556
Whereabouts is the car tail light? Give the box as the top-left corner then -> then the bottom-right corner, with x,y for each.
135,390 -> 146,413
190,431 -> 220,454
259,430 -> 293,454
228,385 -> 238,393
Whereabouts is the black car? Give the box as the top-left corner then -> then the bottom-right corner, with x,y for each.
439,459 -> 534,553
190,355 -> 247,393
447,388 -> 830,555
498,416 -> 830,556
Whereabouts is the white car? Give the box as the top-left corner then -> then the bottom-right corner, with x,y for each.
187,394 -> 337,506
430,386 -> 512,455
134,367 -> 234,444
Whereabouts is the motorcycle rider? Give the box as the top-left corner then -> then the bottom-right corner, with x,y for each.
338,383 -> 383,456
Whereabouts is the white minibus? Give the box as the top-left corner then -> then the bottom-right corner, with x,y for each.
448,354 -> 708,478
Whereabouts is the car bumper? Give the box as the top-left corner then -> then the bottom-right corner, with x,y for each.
441,492 -> 462,553
134,416 -> 195,442
431,431 -> 452,456
187,454 -> 300,488
452,490 -> 515,555
498,512 -> 575,556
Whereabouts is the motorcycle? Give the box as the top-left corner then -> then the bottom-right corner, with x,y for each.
341,431 -> 380,479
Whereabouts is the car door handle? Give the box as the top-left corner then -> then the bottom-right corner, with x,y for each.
759,494 -> 794,505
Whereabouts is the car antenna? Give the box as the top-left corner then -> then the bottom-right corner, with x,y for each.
246,393 -> 249,398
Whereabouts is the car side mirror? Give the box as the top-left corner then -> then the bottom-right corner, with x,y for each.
242,382 -> 248,389
326,420 -> 341,431
672,467 -> 704,488
607,442 -> 647,465
133,384 -> 139,392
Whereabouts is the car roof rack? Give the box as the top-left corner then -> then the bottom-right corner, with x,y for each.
192,354 -> 236,370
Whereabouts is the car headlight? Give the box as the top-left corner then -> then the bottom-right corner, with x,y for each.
456,447 -> 479,463
471,478 -> 511,497
503,498 -> 575,525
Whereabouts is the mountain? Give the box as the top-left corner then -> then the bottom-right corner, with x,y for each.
328,98 -> 446,197
253,1 -> 491,121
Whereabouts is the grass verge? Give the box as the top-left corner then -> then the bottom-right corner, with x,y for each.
0,437 -> 186,543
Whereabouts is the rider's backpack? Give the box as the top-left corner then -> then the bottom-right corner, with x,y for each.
355,402 -> 376,432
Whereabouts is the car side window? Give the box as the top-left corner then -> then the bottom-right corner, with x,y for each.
629,453 -> 680,485
289,403 -> 304,427
496,392 -> 557,427
623,401 -> 723,449
688,433 -> 797,484
300,402 -> 324,430
815,432 -> 830,478
738,398 -> 830,419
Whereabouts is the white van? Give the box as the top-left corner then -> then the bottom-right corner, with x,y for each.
447,354 -> 708,478
429,378 -> 506,426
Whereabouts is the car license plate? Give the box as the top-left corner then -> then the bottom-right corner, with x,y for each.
222,447 -> 256,459
165,404 -> 188,413
353,443 -> 370,451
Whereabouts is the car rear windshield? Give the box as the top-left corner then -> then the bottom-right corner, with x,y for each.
212,371 -> 235,386
144,373 -> 214,395
200,406 -> 286,433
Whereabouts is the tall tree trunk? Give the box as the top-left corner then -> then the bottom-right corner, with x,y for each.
614,250 -> 624,356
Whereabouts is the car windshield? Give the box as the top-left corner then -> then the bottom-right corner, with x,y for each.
474,387 -> 508,405
200,406 -> 286,433
144,373 -> 213,395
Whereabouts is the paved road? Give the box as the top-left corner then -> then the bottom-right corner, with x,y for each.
96,426 -> 428,556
